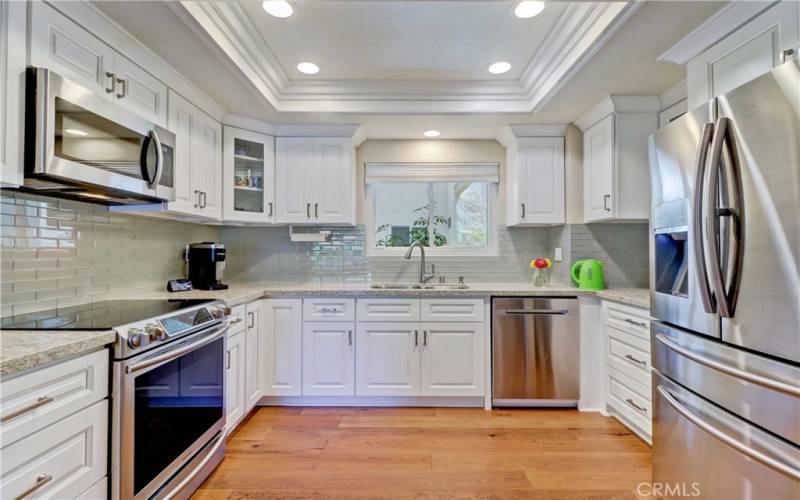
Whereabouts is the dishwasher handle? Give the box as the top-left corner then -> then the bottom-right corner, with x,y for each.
501,309 -> 570,315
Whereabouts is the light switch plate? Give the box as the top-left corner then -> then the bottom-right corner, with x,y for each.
554,247 -> 562,261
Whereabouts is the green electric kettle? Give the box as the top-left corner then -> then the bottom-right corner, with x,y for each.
571,259 -> 605,290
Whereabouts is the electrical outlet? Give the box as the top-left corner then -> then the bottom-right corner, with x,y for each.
554,247 -> 563,261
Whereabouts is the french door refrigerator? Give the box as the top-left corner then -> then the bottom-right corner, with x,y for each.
649,59 -> 799,499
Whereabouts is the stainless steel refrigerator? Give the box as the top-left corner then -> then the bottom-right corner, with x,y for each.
649,59 -> 800,499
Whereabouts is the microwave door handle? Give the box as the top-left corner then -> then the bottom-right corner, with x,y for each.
146,130 -> 164,190
693,121 -> 716,314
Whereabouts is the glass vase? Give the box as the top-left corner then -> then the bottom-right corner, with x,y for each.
533,268 -> 550,287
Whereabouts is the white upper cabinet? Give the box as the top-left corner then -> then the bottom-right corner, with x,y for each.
685,1 -> 800,109
275,137 -> 355,225
1,1 -> 26,187
30,2 -> 168,127
223,127 -> 276,223
575,96 -> 659,223
167,90 -> 222,219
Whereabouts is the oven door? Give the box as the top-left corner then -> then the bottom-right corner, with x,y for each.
113,324 -> 227,500
25,67 -> 175,204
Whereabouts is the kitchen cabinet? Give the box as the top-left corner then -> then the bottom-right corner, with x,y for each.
224,328 -> 245,431
686,1 -> 800,109
261,299 -> 303,396
30,2 -> 168,126
223,127 -> 276,223
167,90 -> 222,219
0,0 -> 26,187
505,136 -> 565,226
420,322 -> 484,396
275,137 -> 355,225
355,322 -> 421,397
303,321 -> 356,396
576,96 -> 658,223
244,300 -> 264,411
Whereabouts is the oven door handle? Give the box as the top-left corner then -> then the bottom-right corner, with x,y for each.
162,431 -> 225,500
126,324 -> 229,374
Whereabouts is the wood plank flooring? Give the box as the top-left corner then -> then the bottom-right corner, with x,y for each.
193,407 -> 652,499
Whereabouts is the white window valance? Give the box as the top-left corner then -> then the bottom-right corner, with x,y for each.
364,162 -> 500,183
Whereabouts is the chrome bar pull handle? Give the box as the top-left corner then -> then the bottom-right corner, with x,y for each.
625,398 -> 647,414
603,194 -> 611,211
423,330 -> 428,346
521,203 -> 525,218
348,329 -> 353,346
1,396 -> 54,423
105,72 -> 115,93
624,318 -> 647,328
625,353 -> 647,366
414,330 -> 419,346
116,77 -> 128,99
268,202 -> 273,217
314,202 -> 319,218
306,203 -> 311,218
15,474 -> 53,500
226,350 -> 231,370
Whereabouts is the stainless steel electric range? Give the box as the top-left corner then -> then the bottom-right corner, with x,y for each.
2,299 -> 233,500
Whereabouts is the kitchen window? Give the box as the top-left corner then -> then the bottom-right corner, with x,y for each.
365,163 -> 499,256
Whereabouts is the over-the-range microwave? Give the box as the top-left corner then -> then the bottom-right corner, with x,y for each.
19,66 -> 175,205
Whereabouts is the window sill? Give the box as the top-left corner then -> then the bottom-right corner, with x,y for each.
368,246 -> 500,258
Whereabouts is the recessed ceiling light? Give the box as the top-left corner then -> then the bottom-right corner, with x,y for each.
488,61 -> 512,75
64,128 -> 89,136
297,62 -> 319,75
423,130 -> 441,138
514,1 -> 545,19
262,1 -> 293,18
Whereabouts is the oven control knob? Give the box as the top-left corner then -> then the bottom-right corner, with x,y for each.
145,323 -> 167,342
127,329 -> 146,349
210,305 -> 231,319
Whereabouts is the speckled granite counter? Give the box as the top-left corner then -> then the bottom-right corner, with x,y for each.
132,282 -> 651,309
0,329 -> 115,378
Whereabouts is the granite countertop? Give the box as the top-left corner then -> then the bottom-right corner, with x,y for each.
0,329 -> 116,378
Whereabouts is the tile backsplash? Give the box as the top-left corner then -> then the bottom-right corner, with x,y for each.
0,192 -> 218,316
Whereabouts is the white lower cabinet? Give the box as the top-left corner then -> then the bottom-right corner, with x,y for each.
355,322 -> 421,397
420,322 -> 484,397
244,301 -> 264,412
303,322 -> 355,396
224,329 -> 245,431
261,299 -> 303,396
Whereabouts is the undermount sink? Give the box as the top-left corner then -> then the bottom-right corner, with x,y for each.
368,283 -> 470,290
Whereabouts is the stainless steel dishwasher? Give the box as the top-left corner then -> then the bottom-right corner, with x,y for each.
492,297 -> 579,407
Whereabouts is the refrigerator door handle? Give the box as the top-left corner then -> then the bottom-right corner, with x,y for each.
692,121 -> 716,314
656,385 -> 800,481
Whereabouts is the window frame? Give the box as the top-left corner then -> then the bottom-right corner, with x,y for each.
365,181 -> 499,257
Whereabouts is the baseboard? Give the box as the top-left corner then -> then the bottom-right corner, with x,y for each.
257,395 -> 485,407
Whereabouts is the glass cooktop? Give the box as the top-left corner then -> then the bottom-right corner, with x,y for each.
0,299 -> 213,331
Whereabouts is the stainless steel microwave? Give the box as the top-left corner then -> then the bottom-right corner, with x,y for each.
22,67 -> 175,205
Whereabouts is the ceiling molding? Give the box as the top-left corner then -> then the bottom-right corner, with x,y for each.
223,113 -> 364,145
496,124 -> 569,146
658,0 -> 773,65
176,1 -> 643,114
574,95 -> 660,131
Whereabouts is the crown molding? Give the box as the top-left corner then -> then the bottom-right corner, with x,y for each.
176,1 -> 642,114
574,95 -> 660,132
496,124 -> 569,146
658,0 -> 774,65
222,113 -> 365,145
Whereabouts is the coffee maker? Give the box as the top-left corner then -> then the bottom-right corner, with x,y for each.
186,242 -> 229,290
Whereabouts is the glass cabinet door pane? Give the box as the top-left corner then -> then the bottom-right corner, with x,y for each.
232,138 -> 265,214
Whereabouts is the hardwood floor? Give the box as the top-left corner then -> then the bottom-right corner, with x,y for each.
193,407 -> 652,499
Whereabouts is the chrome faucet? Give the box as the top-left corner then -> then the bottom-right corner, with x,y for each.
404,241 -> 435,284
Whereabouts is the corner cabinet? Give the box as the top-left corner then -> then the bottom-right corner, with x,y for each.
505,136 -> 565,226
223,127 -> 276,223
275,137 -> 356,225
576,96 -> 658,223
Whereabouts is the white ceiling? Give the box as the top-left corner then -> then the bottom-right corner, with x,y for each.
92,0 -> 724,139
241,0 -> 567,81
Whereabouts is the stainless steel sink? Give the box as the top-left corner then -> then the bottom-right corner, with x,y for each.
368,283 -> 469,290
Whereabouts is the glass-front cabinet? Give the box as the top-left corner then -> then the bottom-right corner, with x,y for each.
222,126 -> 275,222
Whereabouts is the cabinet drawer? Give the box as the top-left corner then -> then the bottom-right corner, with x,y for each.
303,298 -> 355,322
421,298 -> 484,322
228,305 -> 246,335
0,350 -> 109,447
77,477 -> 107,500
356,298 -> 420,322
607,368 -> 651,435
605,302 -> 650,341
607,333 -> 651,385
0,400 -> 108,500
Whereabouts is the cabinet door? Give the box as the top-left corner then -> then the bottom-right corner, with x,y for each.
583,115 -> 615,222
516,137 -> 565,225
225,331 -> 245,431
244,301 -> 263,411
30,2 -> 115,98
262,299 -> 303,396
420,322 -> 484,396
355,322 -> 420,396
309,138 -> 354,224
275,138 -> 314,223
302,321 -> 355,396
223,127 -> 276,222
166,90 -> 197,215
112,54 -> 167,126
0,1 -> 26,187
193,111 -> 223,219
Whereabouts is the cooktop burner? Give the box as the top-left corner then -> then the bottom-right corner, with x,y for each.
0,299 -> 214,331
